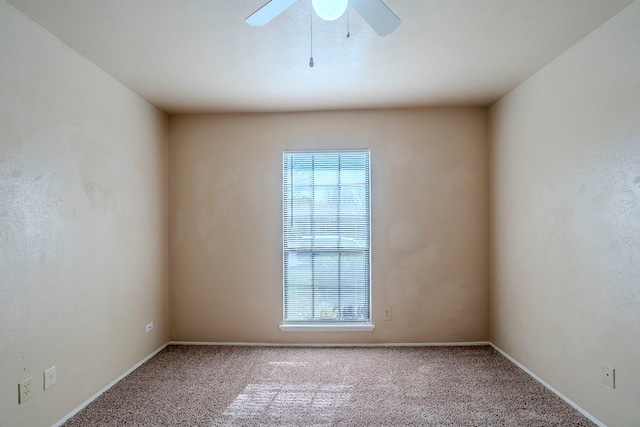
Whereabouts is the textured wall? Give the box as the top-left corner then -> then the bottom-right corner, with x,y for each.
489,2 -> 640,426
168,108 -> 489,344
0,2 -> 168,426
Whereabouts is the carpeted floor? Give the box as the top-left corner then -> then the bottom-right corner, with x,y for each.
64,345 -> 595,426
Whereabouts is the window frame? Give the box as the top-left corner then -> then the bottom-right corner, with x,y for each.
280,149 -> 374,332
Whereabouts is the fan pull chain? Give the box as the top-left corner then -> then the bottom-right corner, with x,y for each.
309,1 -> 314,67
347,8 -> 350,38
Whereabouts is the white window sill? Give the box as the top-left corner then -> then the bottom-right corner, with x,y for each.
279,323 -> 375,332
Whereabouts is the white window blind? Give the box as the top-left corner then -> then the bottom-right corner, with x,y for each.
283,150 -> 371,323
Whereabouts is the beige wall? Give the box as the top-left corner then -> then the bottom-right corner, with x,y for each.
0,2 -> 169,426
489,2 -> 640,426
169,108 -> 489,344
8,0 -> 638,423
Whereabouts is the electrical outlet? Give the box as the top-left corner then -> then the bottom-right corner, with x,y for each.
44,366 -> 56,390
602,364 -> 615,388
145,321 -> 154,333
383,306 -> 392,321
18,377 -> 33,404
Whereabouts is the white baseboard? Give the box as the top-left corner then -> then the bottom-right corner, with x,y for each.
169,341 -> 491,347
52,343 -> 168,427
490,343 -> 605,427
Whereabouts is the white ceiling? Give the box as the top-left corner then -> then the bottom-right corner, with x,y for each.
6,0 -> 634,113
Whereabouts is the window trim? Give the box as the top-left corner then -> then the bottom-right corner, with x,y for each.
281,149 -> 373,331
279,323 -> 375,332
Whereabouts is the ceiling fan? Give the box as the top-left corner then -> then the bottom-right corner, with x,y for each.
246,0 -> 401,37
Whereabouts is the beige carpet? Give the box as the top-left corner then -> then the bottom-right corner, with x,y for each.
64,345 -> 595,426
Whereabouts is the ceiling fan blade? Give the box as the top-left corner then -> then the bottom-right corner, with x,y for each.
246,0 -> 298,26
349,0 -> 400,36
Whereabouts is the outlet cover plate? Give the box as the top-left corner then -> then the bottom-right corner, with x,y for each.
602,364 -> 615,388
145,321 -> 154,333
44,366 -> 56,390
18,377 -> 33,404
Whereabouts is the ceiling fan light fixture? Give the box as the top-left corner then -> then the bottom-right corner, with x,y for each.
312,0 -> 348,21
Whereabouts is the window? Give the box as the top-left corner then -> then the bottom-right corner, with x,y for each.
282,150 -> 371,330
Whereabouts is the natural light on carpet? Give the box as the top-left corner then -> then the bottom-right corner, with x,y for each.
214,361 -> 352,425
